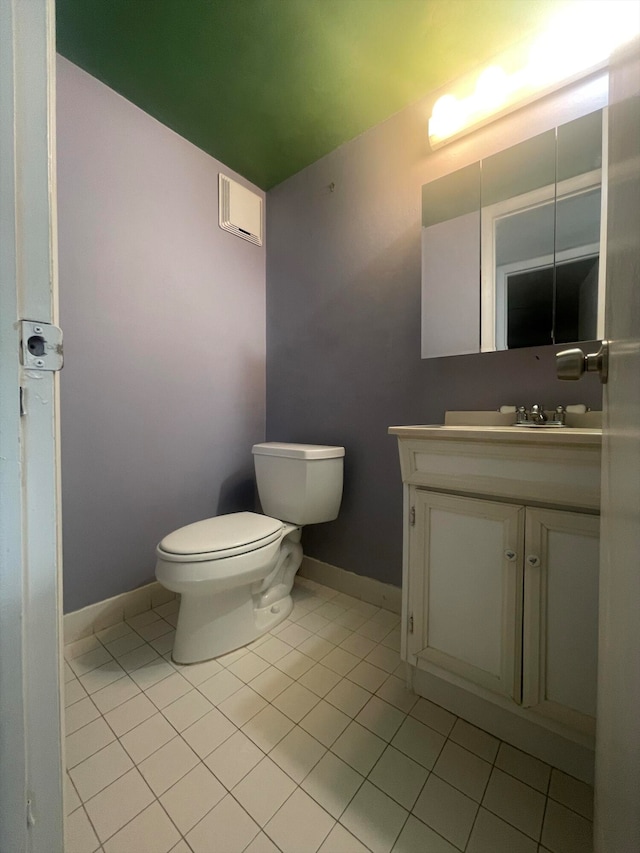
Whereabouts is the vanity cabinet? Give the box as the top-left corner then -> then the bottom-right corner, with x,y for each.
391,424 -> 602,741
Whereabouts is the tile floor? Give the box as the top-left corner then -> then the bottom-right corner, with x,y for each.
64,578 -> 594,853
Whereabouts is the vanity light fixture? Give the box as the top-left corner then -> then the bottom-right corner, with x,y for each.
428,0 -> 640,148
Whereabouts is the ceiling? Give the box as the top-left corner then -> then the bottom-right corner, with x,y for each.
56,0 -> 566,190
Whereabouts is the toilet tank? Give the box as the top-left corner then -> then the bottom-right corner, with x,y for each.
252,443 -> 344,525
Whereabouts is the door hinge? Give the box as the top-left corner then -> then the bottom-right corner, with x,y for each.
20,320 -> 63,372
409,614 -> 414,633
409,506 -> 415,526
26,797 -> 35,828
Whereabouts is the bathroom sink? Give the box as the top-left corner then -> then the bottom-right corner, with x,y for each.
443,410 -> 602,429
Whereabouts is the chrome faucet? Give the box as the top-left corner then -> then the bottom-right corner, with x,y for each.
529,403 -> 548,424
515,404 -> 566,427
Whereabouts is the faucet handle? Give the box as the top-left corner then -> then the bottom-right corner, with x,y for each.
530,403 -> 548,423
515,405 -> 528,424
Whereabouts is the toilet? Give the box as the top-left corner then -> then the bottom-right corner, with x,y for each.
155,442 -> 344,663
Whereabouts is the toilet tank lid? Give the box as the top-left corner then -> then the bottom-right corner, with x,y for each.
159,512 -> 283,556
252,442 -> 345,459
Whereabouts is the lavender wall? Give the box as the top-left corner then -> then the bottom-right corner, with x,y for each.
266,81 -> 604,589
57,58 -> 266,612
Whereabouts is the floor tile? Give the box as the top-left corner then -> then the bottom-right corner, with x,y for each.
66,717 -> 116,769
186,794 -> 259,853
325,679 -> 371,718
149,630 -> 176,655
96,622 -> 134,645
104,692 -> 157,736
244,832 -> 281,853
79,660 -> 126,695
467,807 -> 538,853
64,805 -> 100,853
483,767 -> 546,840
119,713 -> 176,764
173,656 -> 223,686
64,661 -> 76,683
159,762 -> 225,834
273,649 -> 315,679
219,684 -> 267,726
104,631 -> 146,659
318,823 -> 370,853
181,706 -> 236,758
541,799 -> 593,853
300,699 -> 352,747
161,688 -> 212,732
249,665 -> 294,701
127,611 -> 161,630
277,622 -> 314,648
227,650 -> 271,683
154,599 -> 179,618
495,742 -> 551,794
380,627 -> 401,652
205,729 -> 264,789
375,675 -> 419,713
65,773 -> 81,815
355,619 -> 390,643
65,677 -> 88,707
391,814 -> 457,853
118,643 -> 159,673
254,636 -> 292,664
355,696 -> 405,741
65,697 -> 100,735
84,768 -> 154,843
69,646 -> 113,676
346,660 -> 388,693
548,769 -> 594,820
298,635 -> 335,662
216,646 -> 249,667
129,657 -> 175,690
317,622 -> 353,645
364,644 -> 400,673
232,756 -> 297,826
298,662 -> 343,698
449,718 -> 499,763
321,647 -> 360,677
331,721 -> 386,776
302,751 -> 365,819
340,780 -> 408,853
133,617 -> 174,642
269,725 -> 326,782
368,745 -> 428,810
315,601 -> 347,621
138,735 -> 199,795
391,716 -> 445,770
412,774 -> 478,851
102,800 -> 180,853
65,635 -> 101,661
145,671 -> 191,710
339,632 -> 378,659
70,740 -> 134,802
297,611 -> 331,634
334,609 -> 369,630
265,787 -> 335,853
408,697 -> 456,736
91,674 -> 141,715
242,704 -> 295,752
197,668 -> 244,705
433,740 -> 492,802
273,681 -> 320,722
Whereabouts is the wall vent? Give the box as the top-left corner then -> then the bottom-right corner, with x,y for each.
218,174 -> 263,246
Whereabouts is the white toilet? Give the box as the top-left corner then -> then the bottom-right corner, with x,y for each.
155,442 -> 344,663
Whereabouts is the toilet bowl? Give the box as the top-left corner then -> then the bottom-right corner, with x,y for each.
155,442 -> 344,663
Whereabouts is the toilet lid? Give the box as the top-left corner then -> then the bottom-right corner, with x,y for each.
159,512 -> 284,557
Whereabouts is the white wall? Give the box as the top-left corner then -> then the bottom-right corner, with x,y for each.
57,57 -> 266,612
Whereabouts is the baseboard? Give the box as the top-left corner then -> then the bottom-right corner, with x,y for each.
299,556 -> 401,614
412,666 -> 595,785
63,582 -> 175,645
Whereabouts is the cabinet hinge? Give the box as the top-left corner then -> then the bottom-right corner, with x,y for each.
409,506 -> 415,526
409,614 -> 414,633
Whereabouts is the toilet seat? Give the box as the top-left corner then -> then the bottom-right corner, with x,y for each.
157,511 -> 284,562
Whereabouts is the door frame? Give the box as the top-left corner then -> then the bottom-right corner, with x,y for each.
0,1 -> 64,850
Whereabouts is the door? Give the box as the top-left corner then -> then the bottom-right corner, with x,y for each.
409,490 -> 524,699
523,508 -> 599,737
594,37 -> 640,852
0,1 -> 64,851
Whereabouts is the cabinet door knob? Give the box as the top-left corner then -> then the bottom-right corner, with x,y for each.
527,555 -> 541,567
504,550 -> 517,562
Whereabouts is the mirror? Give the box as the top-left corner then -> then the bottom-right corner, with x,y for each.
421,109 -> 604,359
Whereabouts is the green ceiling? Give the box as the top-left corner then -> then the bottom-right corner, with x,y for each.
56,0 -> 566,189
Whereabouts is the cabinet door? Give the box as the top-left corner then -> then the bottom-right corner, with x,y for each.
523,508 -> 599,735
408,490 -> 524,699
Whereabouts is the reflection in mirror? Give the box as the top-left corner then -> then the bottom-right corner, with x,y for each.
421,108 -> 605,359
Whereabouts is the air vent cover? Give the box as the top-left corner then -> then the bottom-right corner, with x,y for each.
218,173 -> 263,245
